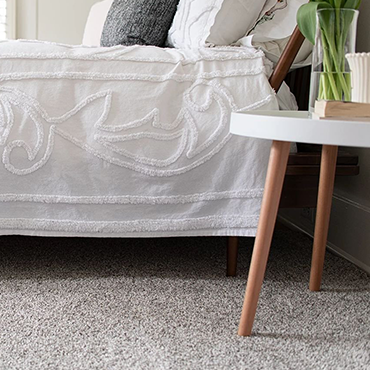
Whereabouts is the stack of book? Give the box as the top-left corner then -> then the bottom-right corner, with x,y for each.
312,101 -> 370,122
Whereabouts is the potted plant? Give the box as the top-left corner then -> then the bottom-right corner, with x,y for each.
297,0 -> 361,111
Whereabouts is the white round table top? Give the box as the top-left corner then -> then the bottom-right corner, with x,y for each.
230,111 -> 370,148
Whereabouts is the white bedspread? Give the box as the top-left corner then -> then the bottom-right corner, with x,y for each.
0,41 -> 284,237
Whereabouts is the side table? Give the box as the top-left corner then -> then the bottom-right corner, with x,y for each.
230,110 -> 370,336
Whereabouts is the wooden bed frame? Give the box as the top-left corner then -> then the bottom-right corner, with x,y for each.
226,27 -> 360,276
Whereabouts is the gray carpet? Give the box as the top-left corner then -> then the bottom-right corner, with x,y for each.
0,228 -> 369,370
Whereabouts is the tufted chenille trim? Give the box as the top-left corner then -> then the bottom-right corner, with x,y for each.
95,128 -> 189,168
0,68 -> 266,83
0,215 -> 260,233
0,189 -> 264,205
0,80 -> 275,177
0,98 -> 14,146
0,86 -> 112,124
95,107 -> 186,133
207,80 -> 276,112
0,87 -> 113,176
168,0 -> 198,47
56,127 -> 233,177
3,40 -> 259,56
187,5 -> 218,47
0,51 -> 264,64
184,81 -> 228,159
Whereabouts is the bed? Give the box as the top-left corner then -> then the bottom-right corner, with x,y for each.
0,39 -> 300,238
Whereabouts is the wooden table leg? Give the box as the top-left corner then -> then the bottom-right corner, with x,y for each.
238,140 -> 291,336
227,237 -> 238,277
309,145 -> 338,292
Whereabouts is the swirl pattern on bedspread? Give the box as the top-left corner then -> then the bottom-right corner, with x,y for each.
0,41 -> 280,237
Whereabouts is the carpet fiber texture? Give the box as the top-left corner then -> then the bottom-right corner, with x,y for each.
0,229 -> 369,369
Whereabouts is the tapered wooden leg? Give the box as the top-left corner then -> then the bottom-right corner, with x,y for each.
238,141 -> 291,336
227,237 -> 238,276
309,145 -> 338,292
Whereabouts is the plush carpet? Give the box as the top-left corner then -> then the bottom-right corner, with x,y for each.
0,228 -> 369,370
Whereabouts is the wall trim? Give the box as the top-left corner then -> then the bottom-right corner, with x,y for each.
278,214 -> 370,275
333,192 -> 370,214
279,188 -> 370,276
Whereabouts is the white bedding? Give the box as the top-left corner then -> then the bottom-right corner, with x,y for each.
0,41 -> 293,237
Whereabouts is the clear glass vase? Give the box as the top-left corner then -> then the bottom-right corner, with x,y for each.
309,8 -> 359,113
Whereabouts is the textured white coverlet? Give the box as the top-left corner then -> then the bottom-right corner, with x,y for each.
0,40 -> 281,237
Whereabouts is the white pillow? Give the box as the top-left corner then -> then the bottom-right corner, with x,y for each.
167,0 -> 266,48
82,0 -> 113,46
247,0 -> 307,43
236,0 -> 312,68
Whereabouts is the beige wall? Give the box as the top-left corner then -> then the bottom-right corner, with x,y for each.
357,1 -> 370,52
16,0 -> 99,44
16,0 -> 37,39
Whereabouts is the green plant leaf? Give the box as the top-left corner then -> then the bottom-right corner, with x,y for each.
343,0 -> 361,9
297,1 -> 333,44
334,0 -> 344,7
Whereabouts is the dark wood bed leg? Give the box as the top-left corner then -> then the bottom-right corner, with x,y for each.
227,237 -> 239,276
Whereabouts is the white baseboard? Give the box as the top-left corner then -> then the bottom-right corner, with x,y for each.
279,193 -> 370,275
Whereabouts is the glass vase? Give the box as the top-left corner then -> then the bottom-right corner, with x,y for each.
309,8 -> 359,113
